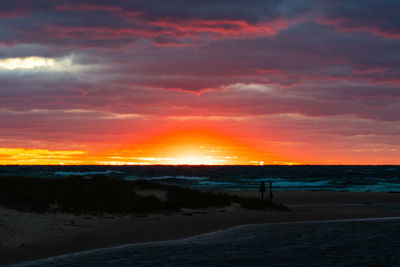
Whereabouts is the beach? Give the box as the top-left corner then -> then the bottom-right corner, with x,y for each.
1,190 -> 400,265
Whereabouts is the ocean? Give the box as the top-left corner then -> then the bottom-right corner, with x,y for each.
13,218 -> 400,267
1,165 -> 399,192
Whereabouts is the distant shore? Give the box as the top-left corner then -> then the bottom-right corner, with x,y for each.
1,190 -> 400,265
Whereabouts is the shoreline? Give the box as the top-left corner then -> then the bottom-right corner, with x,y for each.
1,190 -> 400,265
16,216 -> 400,266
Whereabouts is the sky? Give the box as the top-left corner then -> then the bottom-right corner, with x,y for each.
0,0 -> 399,165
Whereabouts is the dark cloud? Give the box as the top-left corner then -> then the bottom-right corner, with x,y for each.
318,0 -> 400,38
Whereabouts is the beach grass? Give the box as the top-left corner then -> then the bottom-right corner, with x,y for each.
0,175 -> 289,215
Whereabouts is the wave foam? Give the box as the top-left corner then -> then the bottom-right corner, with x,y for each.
272,180 -> 330,187
125,176 -> 209,181
54,170 -> 124,176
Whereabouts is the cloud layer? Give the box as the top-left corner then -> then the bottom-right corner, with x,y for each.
0,0 -> 399,164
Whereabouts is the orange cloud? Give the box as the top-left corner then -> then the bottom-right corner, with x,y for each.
0,148 -> 87,165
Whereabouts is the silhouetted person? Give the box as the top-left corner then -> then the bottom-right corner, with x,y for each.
259,181 -> 266,200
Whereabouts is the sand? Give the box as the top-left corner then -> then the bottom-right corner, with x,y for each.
1,190 -> 400,265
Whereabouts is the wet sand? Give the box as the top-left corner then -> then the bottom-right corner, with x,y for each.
1,190 -> 400,265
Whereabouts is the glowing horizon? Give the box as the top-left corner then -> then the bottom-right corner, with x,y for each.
1,117 -> 399,165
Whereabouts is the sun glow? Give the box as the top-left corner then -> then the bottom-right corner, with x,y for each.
0,128 -> 287,165
106,127 -> 283,165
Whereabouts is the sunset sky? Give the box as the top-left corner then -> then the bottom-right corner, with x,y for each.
0,0 -> 399,165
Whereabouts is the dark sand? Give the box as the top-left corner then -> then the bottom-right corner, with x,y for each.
1,190 -> 400,265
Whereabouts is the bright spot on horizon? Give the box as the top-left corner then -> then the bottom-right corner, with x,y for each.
167,153 -> 228,165
0,56 -> 73,71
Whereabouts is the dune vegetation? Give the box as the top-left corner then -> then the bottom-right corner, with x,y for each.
0,175 -> 289,215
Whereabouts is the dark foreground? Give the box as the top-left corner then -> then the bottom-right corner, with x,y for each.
1,177 -> 400,265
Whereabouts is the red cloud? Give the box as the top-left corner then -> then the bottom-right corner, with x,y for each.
150,18 -> 293,38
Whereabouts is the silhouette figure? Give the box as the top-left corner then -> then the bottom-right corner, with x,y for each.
259,181 -> 266,200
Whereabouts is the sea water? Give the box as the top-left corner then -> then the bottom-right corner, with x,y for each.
1,165 -> 399,192
13,218 -> 400,267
